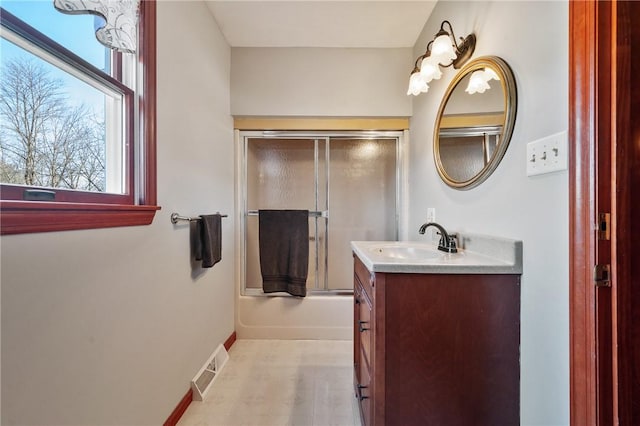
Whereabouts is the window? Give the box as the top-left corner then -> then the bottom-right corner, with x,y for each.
0,0 -> 157,234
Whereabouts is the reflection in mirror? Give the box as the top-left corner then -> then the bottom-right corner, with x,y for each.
434,56 -> 517,189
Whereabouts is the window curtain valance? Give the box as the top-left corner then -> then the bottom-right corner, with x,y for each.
53,0 -> 139,53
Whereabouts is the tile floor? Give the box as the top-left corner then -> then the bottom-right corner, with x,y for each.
177,339 -> 361,426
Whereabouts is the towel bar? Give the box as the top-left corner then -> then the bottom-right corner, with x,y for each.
247,210 -> 328,218
171,212 -> 228,224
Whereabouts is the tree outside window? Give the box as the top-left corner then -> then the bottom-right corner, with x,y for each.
1,58 -> 107,192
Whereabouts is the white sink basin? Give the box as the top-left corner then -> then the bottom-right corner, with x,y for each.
368,244 -> 442,260
351,236 -> 523,274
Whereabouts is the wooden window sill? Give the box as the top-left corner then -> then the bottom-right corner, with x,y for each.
0,201 -> 161,235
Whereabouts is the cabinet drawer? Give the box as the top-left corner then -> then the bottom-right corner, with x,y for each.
355,353 -> 372,426
357,287 -> 372,367
354,255 -> 374,300
353,284 -> 362,384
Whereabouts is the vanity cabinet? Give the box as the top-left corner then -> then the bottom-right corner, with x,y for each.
353,254 -> 521,426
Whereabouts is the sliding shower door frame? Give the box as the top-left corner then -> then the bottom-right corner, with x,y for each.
236,130 -> 408,297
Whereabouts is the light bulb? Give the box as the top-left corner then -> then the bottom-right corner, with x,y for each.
407,72 -> 429,96
465,70 -> 491,94
431,33 -> 456,65
419,56 -> 443,82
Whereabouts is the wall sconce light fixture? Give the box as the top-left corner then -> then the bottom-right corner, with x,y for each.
407,20 -> 476,96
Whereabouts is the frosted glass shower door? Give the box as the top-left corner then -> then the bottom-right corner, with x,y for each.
327,138 -> 397,290
244,138 -> 328,291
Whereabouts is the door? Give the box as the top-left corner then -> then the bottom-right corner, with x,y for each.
570,1 -> 639,424
244,137 -> 324,292
327,137 -> 397,290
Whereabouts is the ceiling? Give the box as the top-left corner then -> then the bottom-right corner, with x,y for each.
204,1 -> 438,48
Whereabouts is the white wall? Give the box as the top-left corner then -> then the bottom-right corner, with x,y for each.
0,2 -> 234,424
409,2 -> 569,425
231,47 -> 412,117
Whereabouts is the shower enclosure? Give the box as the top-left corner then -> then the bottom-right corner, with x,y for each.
238,131 -> 403,296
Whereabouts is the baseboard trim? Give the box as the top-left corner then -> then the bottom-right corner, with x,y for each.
163,389 -> 192,426
163,331 -> 237,426
224,331 -> 237,351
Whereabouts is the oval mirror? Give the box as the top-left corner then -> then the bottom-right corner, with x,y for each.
433,56 -> 517,189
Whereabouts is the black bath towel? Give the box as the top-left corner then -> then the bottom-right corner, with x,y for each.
195,214 -> 222,268
259,210 -> 309,297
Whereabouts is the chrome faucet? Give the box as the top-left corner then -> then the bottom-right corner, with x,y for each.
418,222 -> 458,253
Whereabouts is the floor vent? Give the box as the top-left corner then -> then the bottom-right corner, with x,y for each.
191,344 -> 229,401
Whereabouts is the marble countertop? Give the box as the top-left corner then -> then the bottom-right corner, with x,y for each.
351,234 -> 523,274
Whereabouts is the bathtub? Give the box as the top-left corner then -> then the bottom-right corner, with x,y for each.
236,293 -> 353,340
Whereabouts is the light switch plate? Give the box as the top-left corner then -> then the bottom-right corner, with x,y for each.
526,131 -> 568,176
427,208 -> 436,223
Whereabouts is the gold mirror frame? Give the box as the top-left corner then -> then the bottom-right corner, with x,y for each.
433,56 -> 517,190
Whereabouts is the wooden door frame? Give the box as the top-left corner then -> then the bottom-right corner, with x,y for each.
570,1 -> 634,424
569,1 -> 599,421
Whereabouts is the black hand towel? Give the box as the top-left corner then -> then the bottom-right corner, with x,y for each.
195,214 -> 222,268
259,210 -> 309,297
